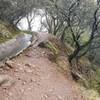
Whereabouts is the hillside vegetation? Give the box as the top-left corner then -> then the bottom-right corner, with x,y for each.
0,0 -> 100,100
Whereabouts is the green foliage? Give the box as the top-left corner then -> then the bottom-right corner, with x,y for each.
89,65 -> 100,93
0,20 -> 20,43
79,87 -> 100,100
80,33 -> 89,44
64,31 -> 74,45
0,0 -> 39,24
44,41 -> 59,56
77,58 -> 100,94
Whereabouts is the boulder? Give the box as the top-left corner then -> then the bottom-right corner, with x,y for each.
0,33 -> 32,61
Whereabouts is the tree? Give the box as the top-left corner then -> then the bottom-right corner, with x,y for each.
41,0 -> 100,63
0,0 -> 40,25
40,8 -> 65,35
59,0 -> 100,63
25,8 -> 39,31
38,0 -> 69,40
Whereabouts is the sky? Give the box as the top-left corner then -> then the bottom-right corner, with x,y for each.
18,15 -> 41,32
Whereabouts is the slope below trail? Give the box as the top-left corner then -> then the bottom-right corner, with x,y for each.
0,45 -> 84,100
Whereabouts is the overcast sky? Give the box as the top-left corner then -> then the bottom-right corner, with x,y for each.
18,15 -> 41,32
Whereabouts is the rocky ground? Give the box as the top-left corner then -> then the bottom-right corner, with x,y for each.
0,45 -> 84,100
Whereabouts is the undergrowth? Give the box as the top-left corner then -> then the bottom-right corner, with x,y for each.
44,40 -> 100,96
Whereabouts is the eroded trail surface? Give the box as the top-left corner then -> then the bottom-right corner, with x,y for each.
0,46 -> 84,100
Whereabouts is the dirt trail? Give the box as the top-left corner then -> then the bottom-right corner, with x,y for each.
0,46 -> 84,100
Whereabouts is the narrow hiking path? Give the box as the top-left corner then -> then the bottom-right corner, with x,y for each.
0,46 -> 84,100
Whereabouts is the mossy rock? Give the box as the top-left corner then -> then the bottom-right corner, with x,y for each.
0,20 -> 20,43
22,30 -> 36,35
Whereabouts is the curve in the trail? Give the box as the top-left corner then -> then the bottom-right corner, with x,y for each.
0,33 -> 32,61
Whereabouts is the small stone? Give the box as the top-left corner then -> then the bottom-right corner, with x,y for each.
0,75 -> 15,87
32,79 -> 36,82
0,62 -> 5,68
42,51 -> 46,54
22,81 -> 26,85
32,65 -> 36,68
25,68 -> 33,73
17,77 -> 21,80
43,94 -> 49,99
57,95 -> 64,100
14,69 -> 19,72
25,63 -> 32,67
0,62 -> 12,70
19,67 -> 23,71
17,63 -> 21,66
8,92 -> 13,96
5,60 -> 15,68
49,89 -> 54,92
25,54 -> 32,57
